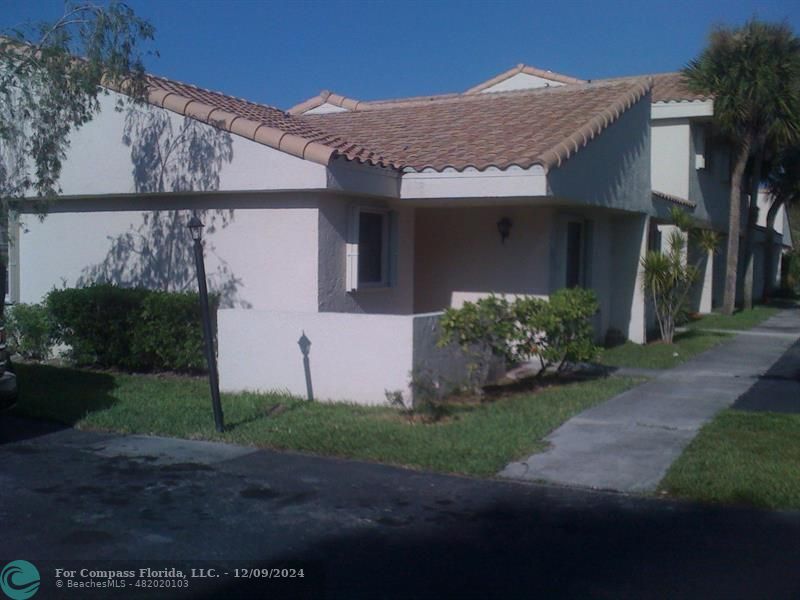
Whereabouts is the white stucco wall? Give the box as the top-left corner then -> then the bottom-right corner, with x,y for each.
480,72 -> 566,93
413,205 -> 553,313
757,190 -> 787,237
218,309 -> 413,404
688,122 -> 732,231
217,309 -> 476,405
17,196 -> 321,311
56,91 -> 328,197
317,196 -> 415,314
651,119 -> 690,201
548,94 -> 651,213
608,214 -> 648,343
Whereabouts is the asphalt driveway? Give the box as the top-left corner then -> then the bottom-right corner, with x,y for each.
2,416 -> 800,599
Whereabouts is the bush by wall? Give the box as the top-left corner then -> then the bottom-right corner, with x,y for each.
130,291 -> 208,371
439,288 -> 599,379
782,250 -> 800,292
46,285 -> 212,372
6,303 -> 55,360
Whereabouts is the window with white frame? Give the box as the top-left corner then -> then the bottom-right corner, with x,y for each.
346,207 -> 396,291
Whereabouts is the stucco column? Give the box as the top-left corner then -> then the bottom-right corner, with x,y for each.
698,248 -> 714,314
628,216 -> 649,344
608,214 -> 649,345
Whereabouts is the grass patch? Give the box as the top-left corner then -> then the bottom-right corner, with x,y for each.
685,305 -> 779,331
598,329 -> 730,370
660,409 -> 800,510
13,363 -> 638,477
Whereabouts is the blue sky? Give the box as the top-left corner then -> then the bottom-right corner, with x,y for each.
2,0 -> 799,110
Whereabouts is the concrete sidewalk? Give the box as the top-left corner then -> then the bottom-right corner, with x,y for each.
500,308 -> 800,492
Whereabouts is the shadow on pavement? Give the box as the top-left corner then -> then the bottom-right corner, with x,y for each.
0,415 -> 67,444
734,338 -> 800,414
193,493 -> 800,599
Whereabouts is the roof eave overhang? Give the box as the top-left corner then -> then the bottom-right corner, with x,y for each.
399,165 -> 548,200
652,99 -> 714,120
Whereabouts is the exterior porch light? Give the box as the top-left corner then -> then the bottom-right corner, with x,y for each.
187,214 -> 225,432
187,215 -> 204,242
497,217 -> 512,244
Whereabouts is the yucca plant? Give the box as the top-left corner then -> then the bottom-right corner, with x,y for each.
642,208 -> 719,344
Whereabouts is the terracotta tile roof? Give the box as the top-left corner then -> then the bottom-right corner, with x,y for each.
637,72 -> 710,103
110,70 -> 650,173
287,89 -> 364,115
288,70 -> 703,120
464,64 -> 586,94
652,189 -> 697,208
121,74 -> 344,165
288,64 -> 585,115
300,78 -> 651,172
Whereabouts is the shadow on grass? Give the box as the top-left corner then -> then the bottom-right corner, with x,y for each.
224,401 -> 304,432
483,369 -> 609,398
12,363 -> 118,426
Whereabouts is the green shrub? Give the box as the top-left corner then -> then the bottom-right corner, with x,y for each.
47,284 -> 209,372
783,250 -> 800,292
130,291 -> 209,371
439,288 -> 599,378
439,294 -> 517,363
6,303 -> 55,360
47,285 -> 148,367
533,288 -> 599,371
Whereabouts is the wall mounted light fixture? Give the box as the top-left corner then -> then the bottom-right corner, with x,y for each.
497,217 -> 512,244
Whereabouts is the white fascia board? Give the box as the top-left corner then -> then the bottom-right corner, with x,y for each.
327,158 -> 401,198
400,165 -> 548,199
652,100 -> 714,120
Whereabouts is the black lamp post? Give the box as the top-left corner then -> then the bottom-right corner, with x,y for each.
188,214 -> 225,432
497,217 -> 512,244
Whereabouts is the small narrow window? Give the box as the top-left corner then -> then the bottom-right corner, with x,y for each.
566,221 -> 583,288
648,220 -> 662,254
358,211 -> 386,285
346,207 -> 394,291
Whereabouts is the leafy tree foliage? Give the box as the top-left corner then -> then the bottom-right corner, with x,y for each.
0,2 -> 154,372
684,20 -> 800,313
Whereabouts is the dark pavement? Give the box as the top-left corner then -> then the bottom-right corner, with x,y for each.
2,416 -> 800,599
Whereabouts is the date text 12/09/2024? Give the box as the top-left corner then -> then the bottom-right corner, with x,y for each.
54,567 -> 306,580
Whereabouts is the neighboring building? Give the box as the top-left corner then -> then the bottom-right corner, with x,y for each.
11,64 -> 791,404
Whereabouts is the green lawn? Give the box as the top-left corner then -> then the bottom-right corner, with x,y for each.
685,305 -> 779,330
12,363 -> 638,477
598,330 -> 730,370
660,409 -> 800,510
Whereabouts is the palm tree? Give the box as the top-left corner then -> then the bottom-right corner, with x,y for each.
762,146 -> 800,300
684,20 -> 800,314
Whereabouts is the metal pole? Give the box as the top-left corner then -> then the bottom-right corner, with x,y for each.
193,237 -> 224,432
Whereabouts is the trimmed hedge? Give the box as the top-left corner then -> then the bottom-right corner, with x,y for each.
46,285 -> 214,372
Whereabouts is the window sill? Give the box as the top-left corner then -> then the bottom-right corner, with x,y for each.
348,285 -> 391,294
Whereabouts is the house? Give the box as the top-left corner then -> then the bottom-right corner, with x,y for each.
10,64 -> 791,405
